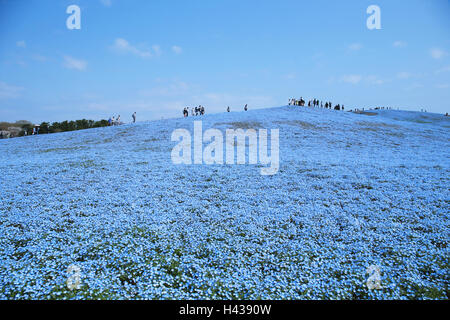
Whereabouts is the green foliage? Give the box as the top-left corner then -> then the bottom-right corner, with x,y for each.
1,118 -> 110,138
49,119 -> 110,134
39,122 -> 50,134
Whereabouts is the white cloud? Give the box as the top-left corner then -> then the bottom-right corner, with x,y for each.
86,102 -> 110,111
397,72 -> 413,79
337,74 -> 388,85
430,48 -> 447,60
435,66 -> 450,74
393,41 -> 407,48
112,38 -> 160,58
63,55 -> 87,71
340,74 -> 362,84
366,75 -> 385,85
152,45 -> 162,57
172,45 -> 183,54
100,0 -> 112,7
0,82 -> 24,99
139,81 -> 190,97
16,40 -> 26,48
404,83 -> 424,91
283,73 -> 296,80
31,54 -> 47,62
348,43 -> 363,51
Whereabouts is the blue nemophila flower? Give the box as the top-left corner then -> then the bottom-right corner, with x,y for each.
0,107 -> 448,299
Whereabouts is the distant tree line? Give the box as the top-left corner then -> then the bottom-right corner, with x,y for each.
35,119 -> 110,135
1,119 -> 110,138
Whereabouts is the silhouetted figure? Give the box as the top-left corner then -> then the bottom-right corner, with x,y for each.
244,104 -> 248,111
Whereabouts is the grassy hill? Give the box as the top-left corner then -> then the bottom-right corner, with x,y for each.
0,106 -> 448,299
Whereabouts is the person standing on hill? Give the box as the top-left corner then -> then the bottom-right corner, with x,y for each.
132,112 -> 136,123
244,104 -> 248,111
227,106 -> 230,112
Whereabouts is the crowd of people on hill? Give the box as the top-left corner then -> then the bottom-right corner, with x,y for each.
108,115 -> 122,126
289,97 -> 345,111
182,104 -> 250,117
107,112 -> 137,126
288,97 -> 411,113
183,106 -> 205,117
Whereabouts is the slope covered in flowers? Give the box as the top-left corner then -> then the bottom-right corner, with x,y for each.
0,106 -> 448,299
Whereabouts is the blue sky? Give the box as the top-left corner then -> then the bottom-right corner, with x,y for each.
0,0 -> 449,123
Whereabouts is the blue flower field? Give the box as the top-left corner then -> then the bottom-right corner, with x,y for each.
0,106 -> 448,299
